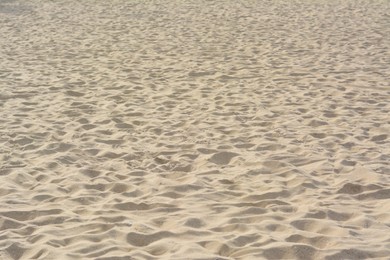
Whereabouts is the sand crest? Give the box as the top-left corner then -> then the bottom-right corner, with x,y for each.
1,0 -> 389,259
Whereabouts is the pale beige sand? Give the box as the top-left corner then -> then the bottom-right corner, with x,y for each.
1,0 -> 390,259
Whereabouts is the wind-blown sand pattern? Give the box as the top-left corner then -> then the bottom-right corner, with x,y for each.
1,0 -> 390,259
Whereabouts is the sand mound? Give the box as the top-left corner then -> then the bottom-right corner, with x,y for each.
1,0 -> 389,259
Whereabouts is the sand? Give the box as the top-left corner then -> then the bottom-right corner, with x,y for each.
1,0 -> 390,259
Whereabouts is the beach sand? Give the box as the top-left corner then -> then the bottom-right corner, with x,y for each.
0,0 -> 389,259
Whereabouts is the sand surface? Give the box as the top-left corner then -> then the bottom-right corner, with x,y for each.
1,0 -> 390,259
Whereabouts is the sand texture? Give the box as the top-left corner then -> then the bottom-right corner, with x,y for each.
1,0 -> 390,259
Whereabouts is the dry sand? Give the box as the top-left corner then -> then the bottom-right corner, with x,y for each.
1,0 -> 390,259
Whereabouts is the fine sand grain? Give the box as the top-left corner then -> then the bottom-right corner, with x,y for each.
1,0 -> 390,259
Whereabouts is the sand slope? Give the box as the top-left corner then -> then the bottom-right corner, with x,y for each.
1,0 -> 390,259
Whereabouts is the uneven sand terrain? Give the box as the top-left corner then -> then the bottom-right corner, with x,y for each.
1,0 -> 390,259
